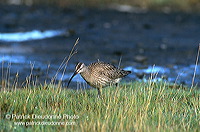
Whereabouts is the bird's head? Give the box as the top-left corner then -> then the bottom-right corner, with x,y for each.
67,62 -> 86,87
75,62 -> 86,74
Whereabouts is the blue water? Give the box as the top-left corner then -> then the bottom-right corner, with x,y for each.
0,55 -> 26,63
0,30 -> 65,42
0,29 -> 199,87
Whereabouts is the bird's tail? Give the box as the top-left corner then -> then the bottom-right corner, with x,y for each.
122,70 -> 131,76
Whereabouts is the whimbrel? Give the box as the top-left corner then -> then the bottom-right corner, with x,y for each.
67,61 -> 131,97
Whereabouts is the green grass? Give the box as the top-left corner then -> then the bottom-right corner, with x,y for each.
0,81 -> 199,132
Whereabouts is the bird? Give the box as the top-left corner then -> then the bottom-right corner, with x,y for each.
67,61 -> 131,97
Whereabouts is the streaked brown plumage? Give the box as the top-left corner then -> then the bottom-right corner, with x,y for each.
67,61 -> 131,97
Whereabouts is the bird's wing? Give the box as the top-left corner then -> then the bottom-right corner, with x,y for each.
89,62 -> 129,79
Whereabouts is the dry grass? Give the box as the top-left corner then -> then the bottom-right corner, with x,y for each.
0,81 -> 199,131
0,40 -> 199,132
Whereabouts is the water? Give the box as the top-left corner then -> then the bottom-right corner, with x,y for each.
0,55 -> 26,63
124,65 -> 199,86
0,29 -> 199,87
124,65 -> 170,74
0,30 -> 66,42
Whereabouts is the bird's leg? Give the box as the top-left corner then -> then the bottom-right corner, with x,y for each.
97,88 -> 102,98
115,83 -> 119,87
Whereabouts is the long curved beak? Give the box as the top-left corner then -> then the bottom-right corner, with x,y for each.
67,72 -> 78,88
